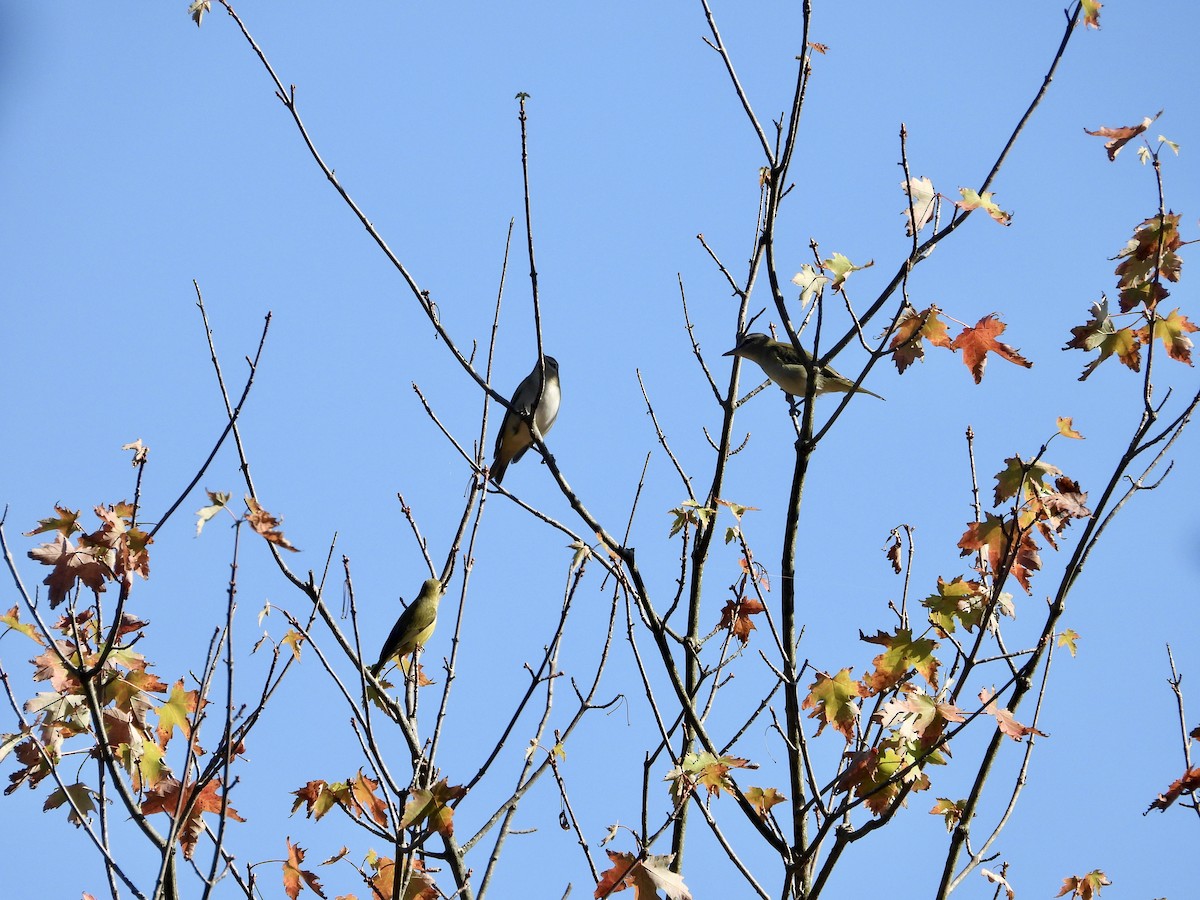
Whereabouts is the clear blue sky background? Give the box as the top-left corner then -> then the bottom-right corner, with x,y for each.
2,3 -> 1199,898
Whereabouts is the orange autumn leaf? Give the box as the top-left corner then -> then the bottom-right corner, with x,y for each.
1056,870 -> 1112,899
950,315 -> 1031,383
1145,766 -> 1200,813
245,496 -> 300,552
1085,110 -> 1160,161
283,838 -> 326,900
141,777 -> 244,860
594,851 -> 692,900
717,597 -> 765,644
957,513 -> 1041,593
889,305 -> 953,373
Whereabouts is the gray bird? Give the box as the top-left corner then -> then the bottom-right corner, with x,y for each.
724,333 -> 884,400
491,356 -> 561,483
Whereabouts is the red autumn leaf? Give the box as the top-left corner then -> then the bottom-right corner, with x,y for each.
950,315 -> 1032,384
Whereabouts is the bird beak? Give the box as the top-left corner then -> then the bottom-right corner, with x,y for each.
723,347 -> 738,357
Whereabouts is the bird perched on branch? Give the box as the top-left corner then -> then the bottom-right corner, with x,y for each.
369,578 -> 443,677
724,332 -> 884,401
490,355 -> 561,484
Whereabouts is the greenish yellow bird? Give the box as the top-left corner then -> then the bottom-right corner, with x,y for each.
724,332 -> 884,401
491,356 -> 561,484
369,578 -> 443,677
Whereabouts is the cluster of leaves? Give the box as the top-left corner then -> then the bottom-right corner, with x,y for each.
281,838 -> 438,900
24,503 -> 151,607
0,588 -> 245,860
288,774 -> 465,898
1066,133 -> 1194,380
594,850 -> 692,900
801,447 -> 1089,817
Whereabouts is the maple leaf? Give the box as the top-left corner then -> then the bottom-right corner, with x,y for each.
245,496 -> 300,552
930,797 -> 966,833
1057,628 -> 1080,657
367,856 -> 438,900
141,777 -> 244,859
860,628 -> 940,694
1056,870 -> 1112,899
594,852 -> 692,900
958,513 -> 1041,593
791,264 -> 830,308
1141,307 -> 1197,364
291,780 -> 347,820
1145,766 -> 1200,813
889,305 -> 953,373
195,490 -> 231,537
666,751 -> 756,801
992,455 -> 1062,507
1064,298 -> 1143,379
43,781 -> 97,826
950,315 -> 1031,383
978,687 -> 1047,741
1081,0 -> 1102,27
717,597 -> 765,644
25,507 -> 82,537
189,0 -> 212,27
668,500 -> 716,538
835,738 -> 933,814
923,576 -> 990,636
745,786 -> 787,818
155,680 -> 200,748
347,770 -> 389,826
1114,212 -> 1182,311
802,668 -> 861,741
955,188 -> 1011,225
27,533 -> 112,608
901,176 -> 937,236
283,838 -> 326,900
401,778 -> 466,838
875,690 -> 964,748
118,439 -> 148,468
1056,417 -> 1084,439
1085,110 -> 1160,160
885,531 -> 902,574
1,605 -> 43,644
821,252 -> 874,290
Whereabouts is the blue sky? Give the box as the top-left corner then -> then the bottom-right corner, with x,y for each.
2,3 -> 1199,898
